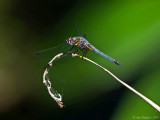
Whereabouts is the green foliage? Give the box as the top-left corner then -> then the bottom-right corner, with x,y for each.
1,0 -> 160,119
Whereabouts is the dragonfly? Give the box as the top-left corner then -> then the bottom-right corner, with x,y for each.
66,36 -> 121,66
35,25 -> 121,66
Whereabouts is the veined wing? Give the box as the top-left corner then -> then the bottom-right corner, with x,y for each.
35,43 -> 68,55
34,43 -> 70,61
87,44 -> 121,66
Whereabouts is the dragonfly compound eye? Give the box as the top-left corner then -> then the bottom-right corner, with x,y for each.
66,36 -> 72,44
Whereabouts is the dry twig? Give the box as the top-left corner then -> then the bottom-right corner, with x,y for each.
43,53 -> 64,108
43,52 -> 160,112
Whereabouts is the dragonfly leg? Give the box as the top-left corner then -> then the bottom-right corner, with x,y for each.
69,46 -> 74,51
84,49 -> 88,57
63,46 -> 74,55
81,48 -> 88,59
85,49 -> 89,56
73,47 -> 78,53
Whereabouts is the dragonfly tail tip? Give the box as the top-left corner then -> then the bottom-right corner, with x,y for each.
115,61 -> 122,66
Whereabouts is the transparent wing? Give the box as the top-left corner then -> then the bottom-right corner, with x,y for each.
34,43 -> 71,61
75,23 -> 86,38
34,43 -> 67,55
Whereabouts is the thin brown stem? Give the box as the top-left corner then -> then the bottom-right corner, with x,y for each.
72,53 -> 160,112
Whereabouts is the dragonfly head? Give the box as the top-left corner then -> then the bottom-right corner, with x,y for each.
66,36 -> 73,45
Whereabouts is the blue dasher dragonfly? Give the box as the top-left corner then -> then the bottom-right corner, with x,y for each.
35,25 -> 121,66
36,36 -> 121,66
66,36 -> 121,66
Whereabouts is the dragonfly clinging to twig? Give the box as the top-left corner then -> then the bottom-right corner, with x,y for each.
35,25 -> 121,66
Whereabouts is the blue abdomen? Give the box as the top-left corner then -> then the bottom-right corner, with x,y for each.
88,44 -> 121,66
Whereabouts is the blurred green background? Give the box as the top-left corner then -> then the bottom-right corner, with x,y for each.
0,0 -> 160,119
